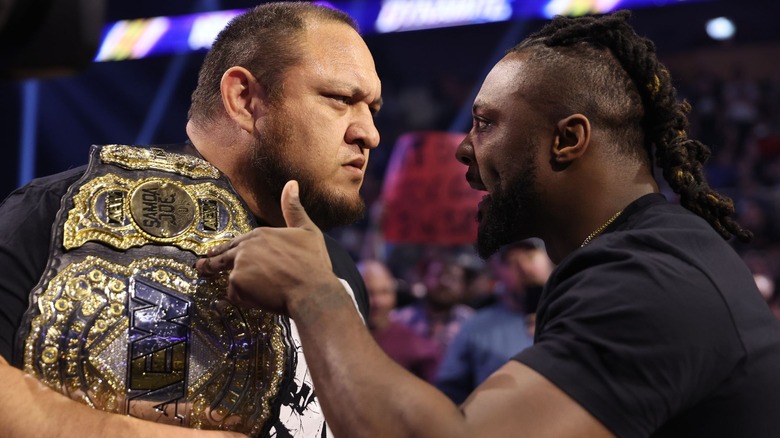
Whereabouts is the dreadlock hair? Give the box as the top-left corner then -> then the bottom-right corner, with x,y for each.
509,10 -> 752,242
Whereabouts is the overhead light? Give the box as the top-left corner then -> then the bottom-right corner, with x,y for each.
706,16 -> 736,41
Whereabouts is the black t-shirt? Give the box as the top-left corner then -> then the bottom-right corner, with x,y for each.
515,193 -> 780,437
0,166 -> 369,364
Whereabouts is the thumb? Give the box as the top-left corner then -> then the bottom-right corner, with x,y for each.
281,180 -> 316,229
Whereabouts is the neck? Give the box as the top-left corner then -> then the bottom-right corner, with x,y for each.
187,120 -> 283,226
541,168 -> 658,264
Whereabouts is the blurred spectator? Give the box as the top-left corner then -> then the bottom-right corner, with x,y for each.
392,253 -> 475,367
755,273 -> 775,303
736,197 -> 776,249
723,67 -> 761,155
705,147 -> 739,189
435,239 -> 554,404
462,262 -> 498,310
763,277 -> 780,322
448,249 -> 496,310
358,259 -> 439,382
751,262 -> 780,322
687,73 -> 723,151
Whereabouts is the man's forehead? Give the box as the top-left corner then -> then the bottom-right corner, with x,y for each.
486,55 -> 530,90
298,24 -> 379,79
475,56 -> 536,107
301,19 -> 363,51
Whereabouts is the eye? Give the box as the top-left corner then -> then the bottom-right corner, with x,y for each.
327,94 -> 351,104
473,116 -> 491,132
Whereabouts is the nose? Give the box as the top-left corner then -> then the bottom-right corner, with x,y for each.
455,135 -> 474,166
346,108 -> 380,150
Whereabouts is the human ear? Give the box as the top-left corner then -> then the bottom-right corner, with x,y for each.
552,114 -> 590,164
220,66 -> 268,133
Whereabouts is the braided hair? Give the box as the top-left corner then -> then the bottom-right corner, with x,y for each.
510,10 -> 751,242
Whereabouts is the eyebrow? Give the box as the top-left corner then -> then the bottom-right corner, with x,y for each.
329,81 -> 383,115
349,85 -> 382,114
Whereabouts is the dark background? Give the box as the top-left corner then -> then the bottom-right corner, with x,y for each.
1,0 -> 778,219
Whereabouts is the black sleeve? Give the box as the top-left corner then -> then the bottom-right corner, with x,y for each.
323,235 -> 369,321
0,168 -> 84,365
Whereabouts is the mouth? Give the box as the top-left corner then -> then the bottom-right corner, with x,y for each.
342,155 -> 367,179
465,169 -> 487,192
344,155 -> 366,170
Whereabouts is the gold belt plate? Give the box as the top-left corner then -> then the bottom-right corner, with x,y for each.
100,145 -> 222,180
23,255 -> 286,435
63,174 -> 252,254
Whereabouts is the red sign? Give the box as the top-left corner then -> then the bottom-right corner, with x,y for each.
381,131 -> 483,245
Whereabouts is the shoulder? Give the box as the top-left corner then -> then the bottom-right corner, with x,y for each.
1,167 -> 85,207
548,236 -> 736,337
539,199 -> 757,355
553,197 -> 753,307
469,304 -> 520,326
451,304 -> 475,321
0,167 -> 86,236
605,195 -> 741,268
0,167 -> 87,363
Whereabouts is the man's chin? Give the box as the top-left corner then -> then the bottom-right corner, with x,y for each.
304,195 -> 365,231
475,211 -> 528,260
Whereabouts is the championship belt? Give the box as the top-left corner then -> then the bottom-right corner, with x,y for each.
17,144 -> 292,436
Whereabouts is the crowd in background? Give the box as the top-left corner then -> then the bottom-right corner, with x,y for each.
325,66 -> 780,396
680,70 -> 780,315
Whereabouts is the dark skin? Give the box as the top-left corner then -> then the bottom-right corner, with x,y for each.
196,50 -> 655,437
458,52 -> 657,263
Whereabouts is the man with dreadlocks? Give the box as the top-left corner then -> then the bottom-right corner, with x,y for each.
197,10 -> 780,437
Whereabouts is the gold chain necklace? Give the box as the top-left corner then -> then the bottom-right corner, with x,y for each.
580,210 -> 623,247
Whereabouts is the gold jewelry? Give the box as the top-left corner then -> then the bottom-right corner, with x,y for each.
580,210 -> 623,247
648,74 -> 661,97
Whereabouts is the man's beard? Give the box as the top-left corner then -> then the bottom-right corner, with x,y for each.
476,150 -> 540,259
248,114 -> 365,230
